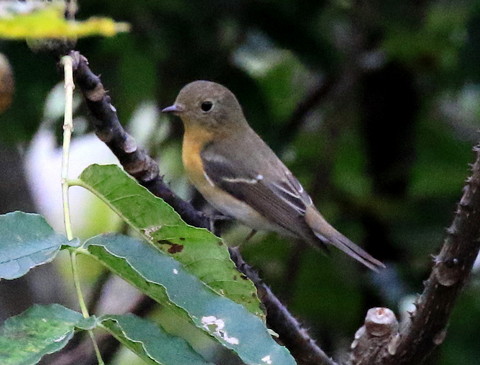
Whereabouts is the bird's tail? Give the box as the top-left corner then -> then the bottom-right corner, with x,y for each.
305,207 -> 385,271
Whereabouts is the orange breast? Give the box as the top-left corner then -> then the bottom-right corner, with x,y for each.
182,124 -> 213,189
182,125 -> 234,209
181,125 -> 275,231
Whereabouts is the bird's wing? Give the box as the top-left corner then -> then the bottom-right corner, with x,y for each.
201,145 -> 312,237
201,142 -> 387,270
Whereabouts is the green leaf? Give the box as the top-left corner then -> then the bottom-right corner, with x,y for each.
0,212 -> 75,279
85,234 -> 295,365
78,164 -> 263,318
0,304 -> 95,365
100,314 -> 213,365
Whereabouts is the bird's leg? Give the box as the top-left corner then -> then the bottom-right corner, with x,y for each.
208,212 -> 232,235
244,229 -> 257,243
210,213 -> 232,222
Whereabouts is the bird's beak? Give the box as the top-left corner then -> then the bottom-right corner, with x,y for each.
162,104 -> 184,114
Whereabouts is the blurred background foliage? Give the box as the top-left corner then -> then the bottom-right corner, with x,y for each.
1,0 -> 480,364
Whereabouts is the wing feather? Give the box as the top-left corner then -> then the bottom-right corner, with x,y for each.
201,147 -> 310,236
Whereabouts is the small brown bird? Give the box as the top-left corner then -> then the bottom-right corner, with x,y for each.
162,80 -> 384,271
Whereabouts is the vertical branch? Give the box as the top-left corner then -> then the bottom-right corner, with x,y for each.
392,144 -> 480,363
353,144 -> 480,364
61,55 -> 75,242
60,55 -> 104,365
349,308 -> 399,365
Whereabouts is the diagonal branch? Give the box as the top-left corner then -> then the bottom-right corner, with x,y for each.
230,247 -> 336,365
352,144 -> 480,364
387,144 -> 480,363
71,52 -> 210,230
68,50 -> 336,365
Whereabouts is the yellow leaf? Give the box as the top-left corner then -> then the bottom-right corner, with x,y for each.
0,3 -> 129,39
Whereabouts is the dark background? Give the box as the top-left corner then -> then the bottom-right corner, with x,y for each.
1,1 -> 480,364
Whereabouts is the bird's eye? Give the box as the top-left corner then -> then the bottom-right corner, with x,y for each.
200,101 -> 213,112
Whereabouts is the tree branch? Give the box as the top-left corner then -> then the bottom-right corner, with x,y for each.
351,144 -> 480,364
230,247 -> 337,365
349,307 -> 399,365
71,52 -> 210,229
68,50 -> 335,365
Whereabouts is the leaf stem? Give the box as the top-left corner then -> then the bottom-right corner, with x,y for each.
61,55 -> 74,242
61,55 -> 104,365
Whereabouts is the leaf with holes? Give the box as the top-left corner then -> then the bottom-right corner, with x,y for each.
85,234 -> 295,365
100,313 -> 213,365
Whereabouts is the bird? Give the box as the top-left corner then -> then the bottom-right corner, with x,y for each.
162,80 -> 385,271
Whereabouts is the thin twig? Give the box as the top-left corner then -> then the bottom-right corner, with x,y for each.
60,55 -> 104,365
60,55 -> 75,242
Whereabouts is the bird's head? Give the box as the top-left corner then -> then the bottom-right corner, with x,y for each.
162,80 -> 247,132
